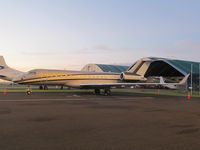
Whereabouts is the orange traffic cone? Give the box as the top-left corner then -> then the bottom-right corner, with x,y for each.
187,92 -> 191,100
157,89 -> 160,95
3,89 -> 6,95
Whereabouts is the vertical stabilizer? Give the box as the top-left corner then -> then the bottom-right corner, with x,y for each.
0,56 -> 23,81
0,56 -> 8,68
159,77 -> 165,84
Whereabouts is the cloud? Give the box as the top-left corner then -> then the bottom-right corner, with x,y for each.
77,45 -> 113,54
21,51 -> 57,56
176,40 -> 200,49
92,45 -> 112,50
109,62 -> 131,66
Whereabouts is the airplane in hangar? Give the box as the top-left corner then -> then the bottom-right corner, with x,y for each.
0,56 -> 189,95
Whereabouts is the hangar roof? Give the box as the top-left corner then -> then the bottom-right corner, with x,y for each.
81,64 -> 129,73
149,57 -> 200,75
96,64 -> 129,73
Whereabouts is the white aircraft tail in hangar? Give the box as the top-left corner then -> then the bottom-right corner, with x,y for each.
0,56 -> 189,95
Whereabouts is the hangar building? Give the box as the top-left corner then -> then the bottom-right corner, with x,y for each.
81,64 -> 129,73
127,57 -> 200,90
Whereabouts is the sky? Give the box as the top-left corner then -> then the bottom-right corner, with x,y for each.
0,0 -> 200,71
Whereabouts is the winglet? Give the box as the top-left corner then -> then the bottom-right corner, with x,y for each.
179,74 -> 190,85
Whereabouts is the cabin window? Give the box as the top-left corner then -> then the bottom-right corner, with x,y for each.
0,66 -> 4,70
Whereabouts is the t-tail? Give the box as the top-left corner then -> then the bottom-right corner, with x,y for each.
0,56 -> 24,81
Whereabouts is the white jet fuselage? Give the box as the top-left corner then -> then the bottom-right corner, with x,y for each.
15,69 -> 122,88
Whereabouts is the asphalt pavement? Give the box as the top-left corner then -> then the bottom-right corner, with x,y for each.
0,92 -> 200,150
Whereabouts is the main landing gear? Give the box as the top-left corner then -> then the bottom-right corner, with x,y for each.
39,85 -> 43,90
104,88 -> 111,96
94,88 -> 111,96
94,89 -> 101,95
39,85 -> 48,90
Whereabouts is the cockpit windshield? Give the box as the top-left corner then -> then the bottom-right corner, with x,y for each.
28,71 -> 37,75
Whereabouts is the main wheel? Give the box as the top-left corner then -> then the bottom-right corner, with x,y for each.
44,85 -> 48,90
104,89 -> 111,96
39,85 -> 43,90
94,89 -> 101,94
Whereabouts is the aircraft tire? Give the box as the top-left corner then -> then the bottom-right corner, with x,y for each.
104,88 -> 111,96
94,89 -> 101,95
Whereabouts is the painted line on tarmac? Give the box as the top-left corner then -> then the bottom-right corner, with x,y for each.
0,99 -> 88,102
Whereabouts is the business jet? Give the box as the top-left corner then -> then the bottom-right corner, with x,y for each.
0,56 -> 188,95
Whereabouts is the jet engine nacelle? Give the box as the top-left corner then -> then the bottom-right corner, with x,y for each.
120,72 -> 146,81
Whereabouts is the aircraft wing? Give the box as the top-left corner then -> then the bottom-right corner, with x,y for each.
80,82 -> 167,89
80,75 -> 190,89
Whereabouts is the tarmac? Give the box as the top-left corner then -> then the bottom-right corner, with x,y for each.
0,92 -> 200,150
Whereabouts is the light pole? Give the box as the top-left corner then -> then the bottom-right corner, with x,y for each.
191,64 -> 193,96
199,64 -> 200,95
